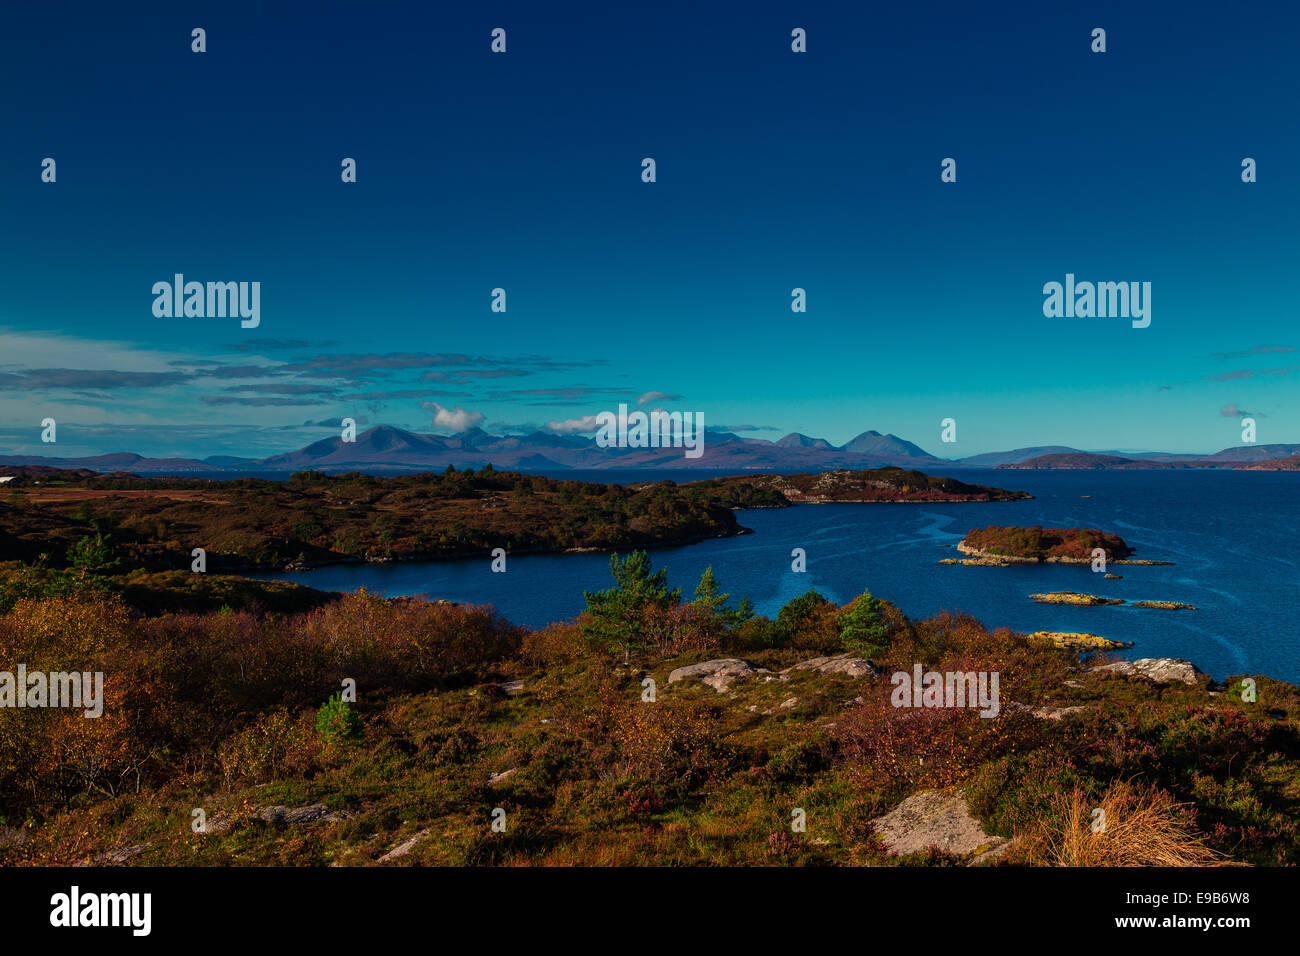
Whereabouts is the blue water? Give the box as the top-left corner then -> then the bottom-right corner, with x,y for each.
248,469 -> 1300,684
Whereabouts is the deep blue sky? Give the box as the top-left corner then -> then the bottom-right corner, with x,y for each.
1,0 -> 1297,458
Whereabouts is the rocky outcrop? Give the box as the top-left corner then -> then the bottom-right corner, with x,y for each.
1090,658 -> 1203,686
870,790 -> 1008,860
378,829 -> 429,863
1007,701 -> 1088,720
784,653 -> 878,678
1028,592 -> 1194,610
258,804 -> 351,826
96,843 -> 148,865
668,658 -> 770,692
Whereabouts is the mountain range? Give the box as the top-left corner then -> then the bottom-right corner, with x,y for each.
1,426 -> 1298,474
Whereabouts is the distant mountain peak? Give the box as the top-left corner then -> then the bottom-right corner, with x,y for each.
840,430 -> 937,460
774,432 -> 834,450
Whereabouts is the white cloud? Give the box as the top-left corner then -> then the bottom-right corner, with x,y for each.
637,390 -> 681,406
429,402 -> 485,432
546,414 -> 602,434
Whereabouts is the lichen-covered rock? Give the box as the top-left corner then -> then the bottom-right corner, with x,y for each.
378,829 -> 429,863
870,790 -> 1007,859
1090,658 -> 1202,685
668,658 -> 768,692
786,653 -> 878,678
258,804 -> 350,826
1007,701 -> 1088,720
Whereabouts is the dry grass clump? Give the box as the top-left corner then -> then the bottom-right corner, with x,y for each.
1017,782 -> 1230,866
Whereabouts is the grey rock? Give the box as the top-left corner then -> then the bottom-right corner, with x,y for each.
785,653 -> 878,678
378,829 -> 429,863
668,658 -> 769,693
1090,658 -> 1203,686
98,843 -> 148,865
870,790 -> 1007,859
258,804 -> 349,826
1007,701 -> 1087,720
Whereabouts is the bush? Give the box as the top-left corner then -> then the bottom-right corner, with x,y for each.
220,709 -> 319,785
774,590 -> 842,651
315,694 -> 363,744
66,533 -> 116,571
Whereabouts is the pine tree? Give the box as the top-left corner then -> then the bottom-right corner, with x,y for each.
691,566 -> 728,614
582,551 -> 680,658
839,589 -> 889,658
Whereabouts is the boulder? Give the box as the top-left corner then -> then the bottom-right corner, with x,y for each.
1090,658 -> 1202,685
1007,701 -> 1087,720
97,843 -> 148,866
258,804 -> 350,826
785,653 -> 878,678
870,790 -> 1007,859
378,829 -> 429,863
668,658 -> 768,692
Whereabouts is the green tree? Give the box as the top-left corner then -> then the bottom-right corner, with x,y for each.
582,550 -> 680,658
839,589 -> 889,658
691,565 -> 754,629
775,589 -> 831,642
66,532 -> 112,571
691,566 -> 728,614
315,693 -> 363,743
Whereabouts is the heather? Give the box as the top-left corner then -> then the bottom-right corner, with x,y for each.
0,551 -> 1295,867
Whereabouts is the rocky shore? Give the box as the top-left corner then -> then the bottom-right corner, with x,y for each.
1029,591 -> 1196,610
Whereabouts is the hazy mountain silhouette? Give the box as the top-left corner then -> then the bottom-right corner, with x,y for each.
3,425 -> 1298,474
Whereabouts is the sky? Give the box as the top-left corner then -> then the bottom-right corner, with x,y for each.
1,0 -> 1297,459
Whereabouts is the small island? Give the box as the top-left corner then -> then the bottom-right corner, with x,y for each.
1025,631 -> 1134,650
1030,592 -> 1196,610
958,526 -> 1134,563
946,525 -> 1175,567
1030,591 -> 1125,606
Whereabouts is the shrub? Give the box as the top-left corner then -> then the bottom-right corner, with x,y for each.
315,694 -> 363,744
774,590 -> 842,651
606,699 -> 728,787
520,622 -> 585,668
836,682 -> 1043,790
66,533 -> 114,571
219,709 -> 319,785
